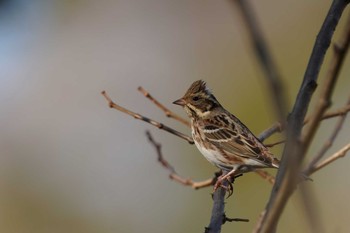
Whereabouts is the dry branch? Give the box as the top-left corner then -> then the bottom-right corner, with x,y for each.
205,175 -> 228,233
258,104 -> 350,142
302,13 -> 350,152
311,143 -> 350,173
234,0 -> 286,124
305,97 -> 350,174
256,1 -> 350,232
101,3 -> 350,232
138,86 -> 190,127
304,104 -> 350,123
101,90 -> 194,144
223,214 -> 249,223
146,130 -> 216,189
258,122 -> 283,142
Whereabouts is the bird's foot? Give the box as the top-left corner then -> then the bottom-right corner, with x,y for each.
213,176 -> 234,198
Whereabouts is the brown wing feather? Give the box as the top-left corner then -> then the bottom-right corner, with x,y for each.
202,115 -> 278,168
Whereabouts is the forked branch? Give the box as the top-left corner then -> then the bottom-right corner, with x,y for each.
146,130 -> 215,189
255,1 -> 350,232
138,87 -> 190,127
311,143 -> 350,173
101,90 -> 194,144
258,104 -> 350,142
304,96 -> 350,174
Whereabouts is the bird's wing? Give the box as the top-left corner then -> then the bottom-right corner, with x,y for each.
202,117 -> 276,168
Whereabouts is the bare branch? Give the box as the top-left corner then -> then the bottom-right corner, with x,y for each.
256,1 -> 350,232
300,98 -> 350,233
258,104 -> 350,142
264,140 -> 285,148
223,213 -> 249,223
304,104 -> 350,123
138,86 -> 190,127
258,122 -> 283,142
254,170 -> 276,184
302,13 -> 350,151
304,97 -> 350,174
146,130 -> 216,189
101,91 -> 194,144
205,175 -> 228,233
297,184 -> 326,233
234,0 -> 287,125
311,143 -> 350,173
103,90 -> 277,187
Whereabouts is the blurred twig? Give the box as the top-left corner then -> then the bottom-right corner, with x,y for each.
258,122 -> 283,142
302,14 -> 350,153
258,105 -> 350,142
234,0 -> 286,125
254,170 -> 276,184
305,97 -> 350,175
311,143 -> 350,173
255,1 -> 350,232
206,1 -> 287,231
102,3 -> 350,232
264,140 -> 285,148
304,104 -> 350,123
303,14 -> 350,173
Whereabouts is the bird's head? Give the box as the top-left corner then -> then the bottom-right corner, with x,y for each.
173,80 -> 221,119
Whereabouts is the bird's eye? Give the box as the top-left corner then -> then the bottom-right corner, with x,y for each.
192,96 -> 200,101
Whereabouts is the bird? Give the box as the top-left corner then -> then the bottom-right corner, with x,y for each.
173,80 -> 279,191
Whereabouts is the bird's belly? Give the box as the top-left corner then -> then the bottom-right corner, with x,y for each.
194,139 -> 218,164
193,138 -> 237,171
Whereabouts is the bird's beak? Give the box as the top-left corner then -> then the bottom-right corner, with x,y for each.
173,98 -> 186,106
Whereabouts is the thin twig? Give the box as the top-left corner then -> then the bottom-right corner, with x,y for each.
138,86 -> 190,127
223,213 -> 249,223
138,86 -> 279,186
311,143 -> 350,173
101,91 -> 194,144
258,122 -> 283,142
297,184 -> 326,233
304,97 -> 350,175
234,0 -> 286,126
255,1 -> 349,232
304,104 -> 350,123
258,104 -> 350,142
146,130 -> 216,189
254,170 -> 276,184
103,90 -> 278,186
264,140 -> 285,148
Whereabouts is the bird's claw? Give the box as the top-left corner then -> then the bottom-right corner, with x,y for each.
213,177 -> 234,198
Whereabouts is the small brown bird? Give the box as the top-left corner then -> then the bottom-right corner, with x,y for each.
173,80 -> 279,190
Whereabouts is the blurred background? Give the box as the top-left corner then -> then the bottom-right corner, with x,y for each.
1,0 -> 349,232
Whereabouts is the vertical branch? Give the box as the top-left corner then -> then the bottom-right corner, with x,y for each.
206,1 -> 287,231
297,14 -> 350,233
205,179 -> 228,233
234,0 -> 287,123
302,14 -> 350,152
255,1 -> 350,232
